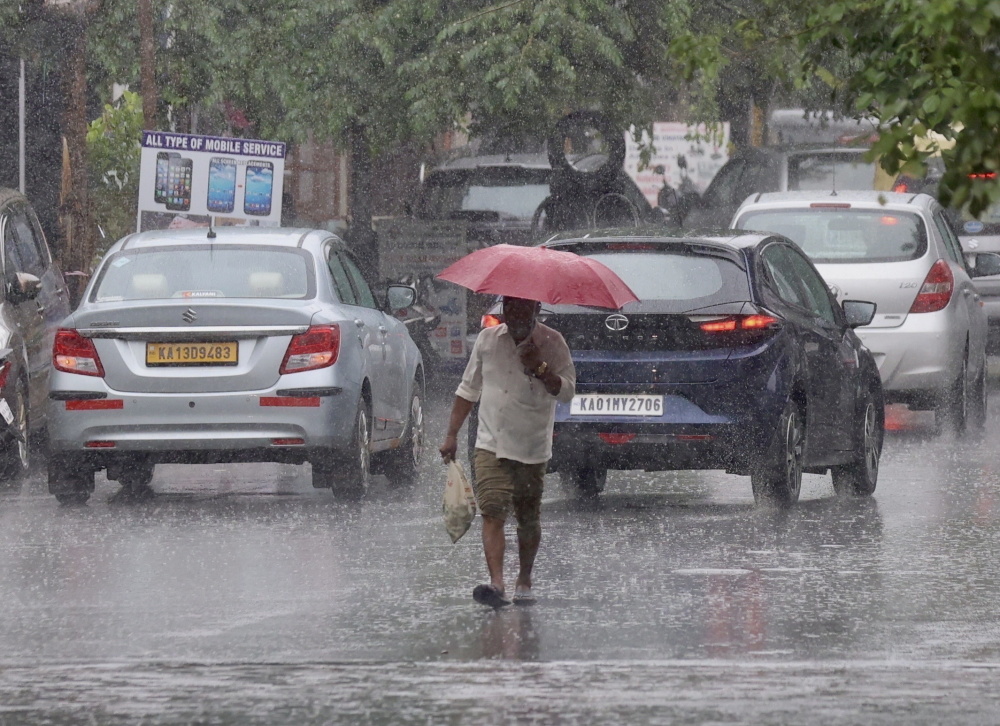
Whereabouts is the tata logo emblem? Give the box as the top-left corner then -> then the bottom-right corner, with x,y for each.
182,308 -> 197,324
605,313 -> 629,331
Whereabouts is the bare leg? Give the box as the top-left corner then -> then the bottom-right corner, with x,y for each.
481,515 -> 506,592
516,528 -> 540,590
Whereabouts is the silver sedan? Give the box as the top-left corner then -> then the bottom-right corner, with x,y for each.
46,227 -> 424,504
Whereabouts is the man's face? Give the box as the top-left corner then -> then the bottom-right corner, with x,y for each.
502,297 -> 539,341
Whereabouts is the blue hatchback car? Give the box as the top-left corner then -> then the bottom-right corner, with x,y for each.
528,229 -> 884,505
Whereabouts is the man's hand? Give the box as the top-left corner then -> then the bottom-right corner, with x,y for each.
518,341 -> 543,374
439,434 -> 459,463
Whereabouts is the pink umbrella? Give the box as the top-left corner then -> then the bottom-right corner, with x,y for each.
436,244 -> 638,309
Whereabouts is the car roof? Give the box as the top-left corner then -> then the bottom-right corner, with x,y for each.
115,226 -> 336,251
543,226 -> 772,251
431,153 -> 552,171
737,190 -> 933,210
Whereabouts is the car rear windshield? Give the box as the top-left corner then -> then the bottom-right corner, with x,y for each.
787,153 -> 878,191
417,168 -> 550,221
736,209 -> 928,263
91,245 -> 314,302
579,250 -> 750,309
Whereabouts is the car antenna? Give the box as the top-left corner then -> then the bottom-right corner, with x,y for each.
207,221 -> 217,239
831,164 -> 838,196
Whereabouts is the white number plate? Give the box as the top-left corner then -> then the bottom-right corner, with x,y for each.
570,394 -> 664,417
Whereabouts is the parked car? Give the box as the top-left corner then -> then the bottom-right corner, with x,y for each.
0,188 -> 72,488
732,191 -> 1000,432
46,227 -> 424,504
663,146 -> 885,229
485,228 -> 884,506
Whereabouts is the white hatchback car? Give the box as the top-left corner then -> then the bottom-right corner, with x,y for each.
732,191 -> 1000,432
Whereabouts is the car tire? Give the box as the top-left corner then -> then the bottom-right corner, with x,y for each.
314,401 -> 371,501
48,456 -> 94,505
378,388 -> 424,487
751,398 -> 804,507
560,466 -> 607,498
937,355 -> 968,434
831,387 -> 883,497
968,355 -> 988,433
0,379 -> 29,491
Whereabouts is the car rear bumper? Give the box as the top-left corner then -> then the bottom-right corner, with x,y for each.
853,309 -> 964,401
46,373 -> 362,462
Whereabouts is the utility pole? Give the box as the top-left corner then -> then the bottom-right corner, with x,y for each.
138,0 -> 158,129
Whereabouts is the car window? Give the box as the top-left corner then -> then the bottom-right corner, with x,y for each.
1,213 -> 21,290
91,246 -> 313,301
786,153 -> 877,191
23,204 -> 52,267
736,208 -> 927,264
418,168 -> 551,221
578,250 -> 750,309
775,245 -> 839,325
932,210 -> 963,264
760,245 -> 806,309
326,247 -> 357,305
701,160 -> 748,207
339,253 -> 378,309
10,204 -> 46,277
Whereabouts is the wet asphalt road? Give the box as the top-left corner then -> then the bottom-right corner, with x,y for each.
3,376 -> 1000,724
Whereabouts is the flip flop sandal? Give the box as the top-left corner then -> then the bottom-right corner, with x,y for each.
472,584 -> 511,608
512,586 -> 536,605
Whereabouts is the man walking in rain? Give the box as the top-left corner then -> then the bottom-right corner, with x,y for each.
439,296 -> 576,607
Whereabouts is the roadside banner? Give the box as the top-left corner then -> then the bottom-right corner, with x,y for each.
137,131 -> 286,232
625,123 -> 730,207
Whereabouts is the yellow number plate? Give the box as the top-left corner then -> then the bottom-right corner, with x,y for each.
146,342 -> 238,366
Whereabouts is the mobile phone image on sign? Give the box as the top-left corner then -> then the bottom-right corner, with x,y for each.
166,156 -> 193,212
206,157 -> 237,214
244,161 -> 274,216
154,152 -> 178,205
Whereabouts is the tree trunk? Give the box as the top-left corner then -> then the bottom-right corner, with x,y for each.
58,13 -> 92,305
346,124 -> 378,280
138,0 -> 158,129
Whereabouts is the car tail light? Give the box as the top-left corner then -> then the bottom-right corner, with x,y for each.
280,325 -> 340,374
893,181 -> 910,193
909,260 -> 954,314
598,433 -> 636,445
810,203 -> 851,208
54,329 -> 104,377
481,314 -> 503,328
970,172 -> 998,180
700,315 -> 780,333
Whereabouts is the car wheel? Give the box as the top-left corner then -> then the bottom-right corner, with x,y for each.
314,402 -> 371,501
378,389 -> 424,487
0,380 -> 29,490
831,388 -> 883,497
560,466 -> 607,498
751,398 -> 804,507
937,355 -> 968,434
968,355 -> 988,433
48,456 -> 95,505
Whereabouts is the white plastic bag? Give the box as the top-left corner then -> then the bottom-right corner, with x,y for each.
443,460 -> 477,543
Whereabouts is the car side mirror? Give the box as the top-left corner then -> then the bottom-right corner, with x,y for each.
968,251 -> 1000,278
7,272 -> 41,304
386,284 -> 417,313
842,299 -> 877,328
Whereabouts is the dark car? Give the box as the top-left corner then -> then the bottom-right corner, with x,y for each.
524,229 -> 884,506
0,188 -> 72,487
664,146 -> 882,229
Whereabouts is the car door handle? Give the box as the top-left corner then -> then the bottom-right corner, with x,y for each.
354,319 -> 365,328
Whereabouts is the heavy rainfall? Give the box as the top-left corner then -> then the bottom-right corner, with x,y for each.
2,1 -> 1000,723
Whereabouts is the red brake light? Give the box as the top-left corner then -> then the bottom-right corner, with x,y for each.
909,260 -> 954,314
481,314 -> 503,328
54,329 -> 104,377
810,203 -> 851,208
700,315 -> 779,333
892,182 -> 910,193
970,172 -> 997,180
280,325 -> 340,374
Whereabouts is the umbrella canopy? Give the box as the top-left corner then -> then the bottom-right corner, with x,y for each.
436,244 -> 638,309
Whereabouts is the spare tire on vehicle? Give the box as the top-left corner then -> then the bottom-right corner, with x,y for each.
547,111 -> 627,189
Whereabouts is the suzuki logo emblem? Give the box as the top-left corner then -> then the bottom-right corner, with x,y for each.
605,313 -> 629,331
182,308 -> 197,324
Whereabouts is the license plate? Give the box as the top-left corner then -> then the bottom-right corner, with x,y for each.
146,342 -> 238,366
570,394 -> 664,417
